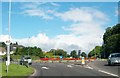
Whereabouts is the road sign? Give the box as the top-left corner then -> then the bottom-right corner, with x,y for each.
60,56 -> 62,59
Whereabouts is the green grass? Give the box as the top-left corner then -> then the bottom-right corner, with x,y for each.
1,63 -> 34,76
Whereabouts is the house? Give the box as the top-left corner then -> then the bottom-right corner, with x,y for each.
0,46 -> 14,56
10,44 -> 24,51
0,47 -> 6,55
0,42 -> 24,55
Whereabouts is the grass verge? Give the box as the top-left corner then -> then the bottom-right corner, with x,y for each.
1,63 -> 34,76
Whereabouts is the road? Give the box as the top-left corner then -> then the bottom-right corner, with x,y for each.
29,61 -> 119,78
88,60 -> 120,77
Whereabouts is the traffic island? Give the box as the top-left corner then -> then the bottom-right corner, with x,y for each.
1,63 -> 34,77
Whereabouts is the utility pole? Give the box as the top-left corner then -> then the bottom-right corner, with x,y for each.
6,0 -> 11,73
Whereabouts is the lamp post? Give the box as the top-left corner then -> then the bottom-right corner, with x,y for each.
6,0 -> 11,73
28,37 -> 30,57
6,40 -> 10,73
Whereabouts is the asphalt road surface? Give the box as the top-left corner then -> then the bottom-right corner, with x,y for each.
29,62 -> 119,78
88,60 -> 120,77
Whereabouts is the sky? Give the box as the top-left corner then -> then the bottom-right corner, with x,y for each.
0,2 -> 118,54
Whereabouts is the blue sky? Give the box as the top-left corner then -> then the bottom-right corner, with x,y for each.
1,2 -> 118,53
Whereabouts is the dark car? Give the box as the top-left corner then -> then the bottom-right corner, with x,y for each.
108,53 -> 120,65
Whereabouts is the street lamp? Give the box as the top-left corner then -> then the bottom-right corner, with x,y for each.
6,0 -> 12,73
28,37 -> 30,57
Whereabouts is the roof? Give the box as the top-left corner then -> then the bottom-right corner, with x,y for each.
11,44 -> 24,47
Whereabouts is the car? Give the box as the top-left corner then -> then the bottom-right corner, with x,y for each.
20,56 -> 32,65
108,53 -> 120,65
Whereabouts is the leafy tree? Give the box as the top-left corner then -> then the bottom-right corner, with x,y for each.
49,49 -> 67,57
0,42 -> 6,47
101,24 -> 120,58
70,50 -> 77,58
14,46 -> 43,57
88,46 -> 102,58
81,52 -> 87,57
43,52 -> 53,58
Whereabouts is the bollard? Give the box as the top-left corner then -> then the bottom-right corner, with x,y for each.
82,57 -> 85,65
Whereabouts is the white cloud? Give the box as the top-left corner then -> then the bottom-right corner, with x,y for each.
23,9 -> 53,19
0,32 -> 103,54
22,3 -> 54,20
50,2 -> 60,7
64,22 -> 103,36
55,7 -> 108,23
1,7 -> 108,54
0,35 -> 12,43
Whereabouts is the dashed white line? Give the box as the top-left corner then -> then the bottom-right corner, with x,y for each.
67,65 -> 73,68
41,67 -> 49,70
84,66 -> 93,70
98,70 -> 119,77
84,65 -> 93,69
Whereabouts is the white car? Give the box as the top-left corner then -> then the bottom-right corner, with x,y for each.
20,56 -> 32,65
108,53 -> 120,65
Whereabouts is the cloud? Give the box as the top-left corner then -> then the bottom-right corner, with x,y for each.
0,35 -> 12,43
22,3 -> 54,20
55,7 -> 108,23
0,32 -> 103,54
50,2 -> 60,7
64,22 -> 103,36
23,9 -> 53,19
1,6 -> 108,54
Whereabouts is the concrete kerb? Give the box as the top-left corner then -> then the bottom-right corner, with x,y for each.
27,67 -> 37,78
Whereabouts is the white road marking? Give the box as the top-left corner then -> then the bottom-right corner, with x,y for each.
67,65 -> 73,68
84,66 -> 93,69
84,65 -> 93,69
98,70 -> 119,77
41,67 -> 49,70
74,65 -> 82,67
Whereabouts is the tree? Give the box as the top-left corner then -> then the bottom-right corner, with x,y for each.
81,52 -> 87,57
14,46 -> 44,57
49,49 -> 67,58
101,24 -> 120,58
0,42 -> 6,47
88,46 -> 102,58
70,50 -> 77,58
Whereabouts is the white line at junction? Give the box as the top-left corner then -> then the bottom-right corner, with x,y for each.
98,70 -> 119,77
